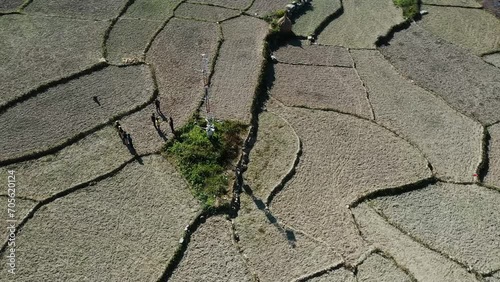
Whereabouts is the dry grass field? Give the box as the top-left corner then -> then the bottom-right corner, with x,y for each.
169,216 -> 253,282
209,16 -> 268,123
272,42 -> 352,67
269,104 -> 430,261
147,18 -> 219,129
352,49 -> 483,182
0,65 -> 154,162
0,15 -> 107,107
175,2 -> 240,22
371,182 -> 500,274
0,155 -> 201,281
380,24 -> 500,125
318,0 -> 404,48
352,204 -> 479,282
270,64 -> 372,118
244,111 -> 299,200
24,0 -> 127,19
292,0 -> 342,36
420,5 -> 500,55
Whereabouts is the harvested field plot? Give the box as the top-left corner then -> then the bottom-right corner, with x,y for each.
352,204 -> 479,282
244,111 -> 299,200
371,182 -> 500,274
271,64 -> 372,118
25,0 -> 127,19
247,0 -> 290,17
380,24 -> 500,125
0,65 -> 154,162
269,105 -> 430,260
106,18 -> 162,64
147,18 -> 219,129
292,0 -> 342,37
210,16 -> 268,123
0,0 -> 22,11
307,268 -> 356,282
0,196 -> 36,243
352,49 -> 483,182
318,0 -> 404,48
3,127 -> 131,201
420,5 -> 500,55
0,15 -> 107,107
272,42 -> 352,67
485,124 -> 500,188
357,253 -> 412,282
120,0 -> 181,20
188,0 -> 251,10
170,216 -> 252,282
0,155 -> 201,281
422,0 -> 482,7
483,53 -> 500,68
175,2 -> 240,22
234,194 -> 341,282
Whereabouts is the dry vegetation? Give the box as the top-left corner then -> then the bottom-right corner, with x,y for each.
0,15 -> 107,107
169,216 -> 253,282
106,18 -> 162,64
234,194 -> 341,282
209,16 -> 268,123
269,104 -> 430,261
485,124 -> 500,188
318,0 -> 404,48
371,183 -> 500,274
270,64 -> 372,118
244,111 -> 299,200
147,18 -> 219,129
420,5 -> 500,55
273,42 -> 352,67
352,204 -> 479,282
24,0 -> 127,19
380,24 -> 500,125
175,2 -> 240,22
0,65 -> 154,162
352,49 -> 483,182
292,0 -> 342,36
0,155 -> 201,282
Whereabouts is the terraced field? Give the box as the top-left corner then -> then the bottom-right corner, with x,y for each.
1,0 -> 499,280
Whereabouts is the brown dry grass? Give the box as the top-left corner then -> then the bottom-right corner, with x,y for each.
0,155 -> 201,282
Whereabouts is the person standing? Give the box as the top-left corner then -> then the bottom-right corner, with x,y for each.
169,117 -> 175,134
151,113 -> 157,128
154,99 -> 161,114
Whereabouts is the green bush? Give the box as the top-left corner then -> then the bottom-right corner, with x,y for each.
164,119 -> 247,208
393,0 -> 418,19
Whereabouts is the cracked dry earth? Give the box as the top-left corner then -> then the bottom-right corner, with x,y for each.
0,0 -> 499,281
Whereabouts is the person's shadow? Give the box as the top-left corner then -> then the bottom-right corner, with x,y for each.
156,127 -> 168,141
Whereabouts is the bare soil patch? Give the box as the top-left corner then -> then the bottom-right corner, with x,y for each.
357,253 -> 412,282
106,18 -> 162,64
234,193 -> 341,282
352,204 -> 479,282
210,16 -> 268,123
120,0 -> 181,20
0,65 -> 154,162
270,64 -> 372,118
352,49 -> 483,182
483,0 -> 500,17
483,53 -> 500,68
269,104 -> 430,261
292,0 -> 342,36
371,182 -> 500,274
247,0 -> 289,17
420,5 -> 500,55
0,0 -> 23,11
273,42 -> 352,67
318,0 -> 404,48
0,15 -> 107,107
485,124 -> 500,188
188,0 -> 251,10
307,268 -> 356,282
175,2 -> 240,22
0,195 -> 36,244
170,216 -> 253,281
147,18 -> 219,129
244,111 -> 299,200
380,24 -> 500,125
25,0 -> 127,19
0,155 -> 201,282
422,0 -> 482,7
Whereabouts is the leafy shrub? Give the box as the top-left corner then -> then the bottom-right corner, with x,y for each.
393,0 -> 419,19
164,119 -> 247,208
